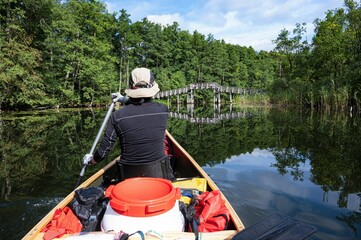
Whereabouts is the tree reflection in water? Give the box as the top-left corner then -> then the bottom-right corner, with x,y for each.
1,106 -> 361,238
168,105 -> 361,238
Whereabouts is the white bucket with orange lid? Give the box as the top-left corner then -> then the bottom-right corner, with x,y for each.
101,177 -> 184,233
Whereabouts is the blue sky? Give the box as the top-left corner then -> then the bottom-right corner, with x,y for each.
103,0 -> 345,51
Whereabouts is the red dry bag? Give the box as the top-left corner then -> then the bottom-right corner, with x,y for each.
42,206 -> 82,240
193,190 -> 230,232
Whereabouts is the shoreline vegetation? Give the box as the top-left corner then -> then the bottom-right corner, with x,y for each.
1,0 -> 361,112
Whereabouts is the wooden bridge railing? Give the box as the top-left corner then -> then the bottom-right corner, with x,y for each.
154,82 -> 262,103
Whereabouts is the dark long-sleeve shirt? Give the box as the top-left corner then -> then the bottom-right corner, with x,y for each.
94,101 -> 168,164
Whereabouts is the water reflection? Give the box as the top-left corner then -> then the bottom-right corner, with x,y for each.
1,107 -> 361,239
167,107 -> 361,239
168,103 -> 265,124
0,109 -> 117,200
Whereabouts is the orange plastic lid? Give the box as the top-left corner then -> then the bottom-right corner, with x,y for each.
105,177 -> 181,217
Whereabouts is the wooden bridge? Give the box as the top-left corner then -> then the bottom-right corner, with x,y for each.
154,82 -> 261,104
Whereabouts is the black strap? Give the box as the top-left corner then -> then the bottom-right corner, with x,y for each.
118,232 -> 129,240
117,230 -> 145,240
129,230 -> 145,240
192,217 -> 200,240
213,213 -> 229,230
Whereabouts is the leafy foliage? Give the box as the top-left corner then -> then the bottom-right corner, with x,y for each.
1,0 -> 361,110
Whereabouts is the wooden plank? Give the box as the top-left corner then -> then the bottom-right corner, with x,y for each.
136,230 -> 238,240
34,230 -> 238,240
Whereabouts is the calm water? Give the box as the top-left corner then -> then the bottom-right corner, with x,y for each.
1,105 -> 361,240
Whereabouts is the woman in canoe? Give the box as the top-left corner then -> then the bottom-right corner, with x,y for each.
83,67 -> 174,180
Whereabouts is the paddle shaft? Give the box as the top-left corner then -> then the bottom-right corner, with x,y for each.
75,101 -> 116,187
89,102 -> 116,155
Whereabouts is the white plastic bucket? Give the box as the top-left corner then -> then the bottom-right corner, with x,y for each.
101,178 -> 185,233
101,200 -> 184,233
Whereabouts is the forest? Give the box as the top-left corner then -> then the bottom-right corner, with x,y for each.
1,0 -> 360,111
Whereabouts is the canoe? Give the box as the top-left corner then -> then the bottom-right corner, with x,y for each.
22,130 -> 245,240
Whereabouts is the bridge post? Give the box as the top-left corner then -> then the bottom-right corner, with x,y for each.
187,103 -> 194,118
187,89 -> 194,104
213,103 -> 220,120
230,92 -> 233,103
214,89 -> 221,105
213,92 -> 216,105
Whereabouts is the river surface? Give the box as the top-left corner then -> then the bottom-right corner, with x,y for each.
0,105 -> 360,240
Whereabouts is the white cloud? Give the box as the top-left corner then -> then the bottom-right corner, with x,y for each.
104,0 -> 345,51
147,13 -> 183,27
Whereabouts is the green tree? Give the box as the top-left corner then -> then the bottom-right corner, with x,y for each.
344,0 -> 361,108
313,9 -> 348,107
204,36 -> 228,84
190,31 -> 207,83
272,23 -> 311,105
0,0 -> 47,110
224,44 -> 244,87
112,9 -> 133,92
42,0 -> 117,106
130,18 -> 163,68
176,30 -> 197,85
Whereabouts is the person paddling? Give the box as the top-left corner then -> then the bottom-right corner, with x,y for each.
83,67 -> 174,180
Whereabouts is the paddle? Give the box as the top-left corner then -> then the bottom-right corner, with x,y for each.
75,93 -> 128,188
231,213 -> 317,240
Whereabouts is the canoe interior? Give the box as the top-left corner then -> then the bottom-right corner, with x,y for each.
22,131 -> 244,239
99,157 -> 239,232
